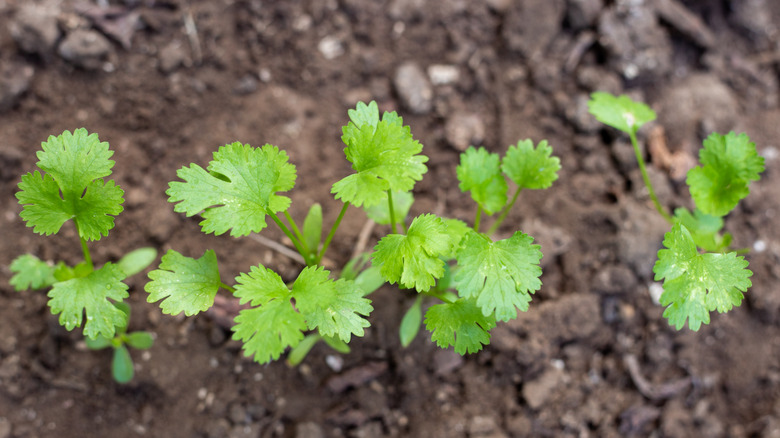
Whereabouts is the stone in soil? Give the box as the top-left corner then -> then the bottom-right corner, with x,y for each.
10,3 -> 61,57
58,29 -> 113,70
0,62 -> 33,112
393,62 -> 433,114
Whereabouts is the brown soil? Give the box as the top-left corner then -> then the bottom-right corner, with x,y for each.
1,1 -> 779,437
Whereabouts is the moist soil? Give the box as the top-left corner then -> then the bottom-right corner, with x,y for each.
1,1 -> 779,437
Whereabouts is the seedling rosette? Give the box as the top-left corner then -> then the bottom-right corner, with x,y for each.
145,101 -> 560,364
588,92 -> 764,330
10,129 -> 157,382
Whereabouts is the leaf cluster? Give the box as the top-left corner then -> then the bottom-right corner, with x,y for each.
588,92 -> 764,330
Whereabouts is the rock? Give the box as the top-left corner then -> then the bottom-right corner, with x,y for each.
730,0 -> 775,44
618,201 -> 668,279
295,422 -> 325,438
598,4 -> 672,80
566,0 -> 604,30
522,366 -> 566,409
656,74 -> 738,154
566,93 -> 601,133
444,111 -> 485,151
537,293 -> 601,342
521,218 -> 572,269
317,36 -> 344,60
433,349 -> 464,375
503,0 -> 565,59
394,62 -> 433,114
158,40 -> 189,73
228,424 -> 261,438
233,75 -> 258,95
591,265 -> 637,295
58,29 -> 113,70
10,3 -> 61,57
468,415 -> 500,435
576,66 -> 622,94
0,417 -> 11,438
427,64 -> 460,85
0,62 -> 34,112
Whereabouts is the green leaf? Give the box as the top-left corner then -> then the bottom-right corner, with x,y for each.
167,142 -> 297,237
456,147 -> 508,215
364,190 -> 414,226
9,254 -> 57,291
85,335 -> 113,350
17,172 -> 124,241
442,218 -> 471,258
292,266 -> 373,342
322,335 -> 351,353
673,208 -> 731,252
117,247 -> 158,278
455,231 -> 542,322
373,214 -> 457,292
587,91 -> 656,135
112,345 -> 134,383
353,265 -> 385,296
302,203 -> 323,256
286,333 -> 321,366
145,249 -> 221,316
47,263 -> 129,339
686,132 -> 764,217
125,331 -> 154,350
502,139 -> 560,190
232,265 -> 306,364
16,129 -> 124,241
332,101 -> 428,207
399,296 -> 422,348
654,223 -> 752,331
424,298 -> 496,354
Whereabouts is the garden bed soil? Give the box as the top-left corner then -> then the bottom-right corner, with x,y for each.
1,0 -> 779,437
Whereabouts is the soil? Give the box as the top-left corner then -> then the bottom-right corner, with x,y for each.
1,0 -> 779,437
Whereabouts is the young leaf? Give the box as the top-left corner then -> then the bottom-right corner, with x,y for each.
352,264 -> 385,296
399,296 -> 422,348
145,249 -> 221,316
16,129 -> 124,241
85,335 -> 113,350
9,254 -> 57,291
455,231 -> 542,322
117,247 -> 158,278
47,263 -> 129,339
686,132 -> 764,217
125,331 -> 154,350
442,218 -> 471,258
364,190 -> 414,226
587,91 -> 656,135
292,266 -> 373,342
502,139 -> 560,190
112,345 -> 134,383
322,335 -> 351,353
286,333 -> 321,366
673,208 -> 731,252
232,265 -> 306,364
456,147 -> 508,215
332,101 -> 428,207
654,223 -> 752,331
302,203 -> 323,256
373,214 -> 457,292
167,142 -> 297,237
424,298 -> 497,354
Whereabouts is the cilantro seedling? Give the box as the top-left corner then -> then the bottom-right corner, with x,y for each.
588,92 -> 764,330
145,101 -> 560,364
10,129 -> 157,382
85,302 -> 154,383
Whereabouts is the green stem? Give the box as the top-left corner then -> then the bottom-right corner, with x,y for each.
423,289 -> 454,304
488,187 -> 522,235
387,190 -> 397,235
73,219 -> 94,271
629,130 -> 673,223
474,207 -> 483,233
220,282 -> 236,293
734,247 -> 751,255
284,210 -> 309,255
316,202 -> 350,265
268,211 -> 307,258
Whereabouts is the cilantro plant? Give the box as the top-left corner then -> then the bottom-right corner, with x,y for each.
145,101 -> 560,364
10,129 -> 157,382
85,302 -> 154,383
588,92 -> 764,330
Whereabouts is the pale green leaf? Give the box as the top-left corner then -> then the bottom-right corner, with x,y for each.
502,139 -> 560,190
424,298 -> 496,354
9,254 -> 57,291
587,91 -> 656,134
145,249 -> 221,316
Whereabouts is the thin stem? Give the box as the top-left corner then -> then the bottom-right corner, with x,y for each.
629,130 -> 673,223
488,187 -> 522,235
268,211 -> 307,258
73,219 -> 94,271
387,190 -> 397,235
316,202 -> 350,265
423,289 -> 454,304
284,210 -> 309,255
473,207 -> 483,233
220,282 -> 236,293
